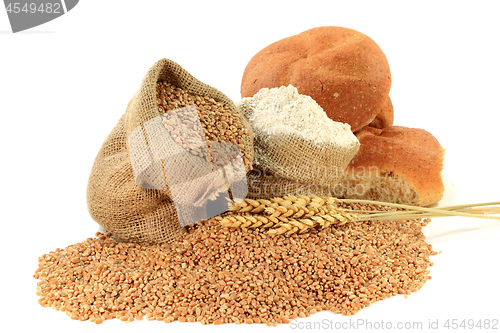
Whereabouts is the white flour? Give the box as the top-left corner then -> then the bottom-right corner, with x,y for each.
237,85 -> 358,147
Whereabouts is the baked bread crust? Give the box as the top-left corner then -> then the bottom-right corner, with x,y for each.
339,126 -> 445,206
369,97 -> 393,129
241,26 -> 392,132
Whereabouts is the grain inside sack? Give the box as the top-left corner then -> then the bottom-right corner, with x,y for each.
86,59 -> 254,244
157,81 -> 251,171
236,85 -> 360,199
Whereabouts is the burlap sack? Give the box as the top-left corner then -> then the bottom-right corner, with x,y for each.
237,92 -> 359,199
252,132 -> 359,185
246,167 -> 336,199
87,58 -> 254,244
247,168 -> 372,200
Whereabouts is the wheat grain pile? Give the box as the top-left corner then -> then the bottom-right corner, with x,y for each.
34,202 -> 435,325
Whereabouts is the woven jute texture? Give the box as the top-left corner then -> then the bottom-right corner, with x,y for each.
247,167 -> 337,199
247,166 -> 375,200
87,59 -> 254,244
237,101 -> 359,187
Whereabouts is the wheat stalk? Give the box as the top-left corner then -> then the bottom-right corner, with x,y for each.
214,195 -> 500,236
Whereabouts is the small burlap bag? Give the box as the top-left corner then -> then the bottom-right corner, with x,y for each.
251,131 -> 359,185
237,91 -> 359,199
87,58 -> 254,244
247,167 -> 337,199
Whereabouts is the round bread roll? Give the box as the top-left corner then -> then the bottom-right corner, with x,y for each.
241,26 -> 392,132
338,126 -> 445,206
369,96 -> 393,129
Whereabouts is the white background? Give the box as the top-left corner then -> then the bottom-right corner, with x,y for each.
1,1 -> 499,332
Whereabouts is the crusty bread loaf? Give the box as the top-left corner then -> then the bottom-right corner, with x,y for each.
369,97 -> 393,129
338,126 -> 445,206
241,26 -> 443,206
241,26 -> 392,132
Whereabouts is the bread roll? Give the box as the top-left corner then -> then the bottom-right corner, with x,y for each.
338,126 -> 445,206
369,97 -> 393,129
241,26 -> 392,132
